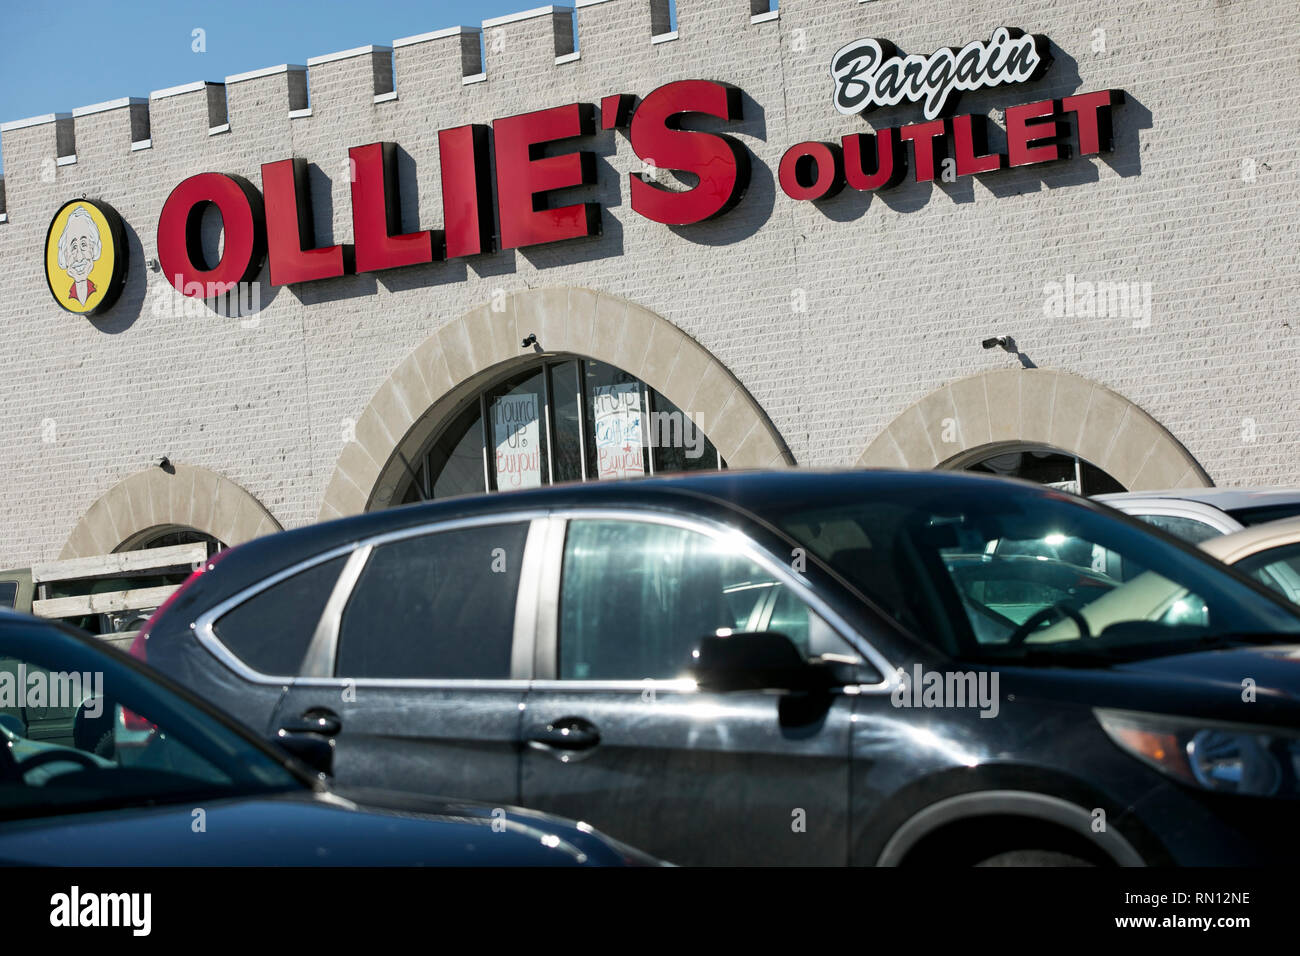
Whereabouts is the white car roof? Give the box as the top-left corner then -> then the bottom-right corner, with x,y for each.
1096,487 -> 1300,512
1200,516 -> 1300,564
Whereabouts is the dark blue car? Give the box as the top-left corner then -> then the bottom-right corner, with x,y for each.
0,612 -> 660,866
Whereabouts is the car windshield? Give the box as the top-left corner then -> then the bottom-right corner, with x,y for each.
772,482 -> 1300,666
0,623 -> 303,821
1228,503 -> 1300,527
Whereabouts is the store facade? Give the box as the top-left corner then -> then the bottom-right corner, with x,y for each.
0,0 -> 1295,568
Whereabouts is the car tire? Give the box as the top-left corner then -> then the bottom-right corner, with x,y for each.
974,850 -> 1094,867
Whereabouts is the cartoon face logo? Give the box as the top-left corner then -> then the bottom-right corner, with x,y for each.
44,199 -> 128,316
60,207 -> 101,297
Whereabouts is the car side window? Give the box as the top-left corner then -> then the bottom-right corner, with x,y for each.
1133,513 -> 1224,545
0,656 -> 229,793
336,522 -> 529,679
0,636 -> 299,820
1235,544 -> 1300,606
558,519 -> 850,680
0,650 -> 225,784
214,556 -> 348,675
934,525 -> 1212,644
0,656 -> 79,741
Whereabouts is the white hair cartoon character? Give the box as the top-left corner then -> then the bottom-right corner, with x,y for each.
44,199 -> 126,316
57,205 -> 103,305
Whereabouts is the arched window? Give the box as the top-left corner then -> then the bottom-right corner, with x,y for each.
394,357 -> 724,505
957,445 -> 1125,496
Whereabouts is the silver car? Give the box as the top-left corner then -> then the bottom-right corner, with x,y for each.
1095,488 -> 1300,544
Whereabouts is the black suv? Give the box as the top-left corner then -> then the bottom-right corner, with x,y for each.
135,470 -> 1300,865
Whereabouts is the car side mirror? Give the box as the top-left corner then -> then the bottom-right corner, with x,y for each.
692,631 -> 848,693
273,729 -> 335,779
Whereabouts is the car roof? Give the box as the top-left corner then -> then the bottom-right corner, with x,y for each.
186,468 -> 1071,605
1200,516 -> 1300,564
1095,488 -> 1300,511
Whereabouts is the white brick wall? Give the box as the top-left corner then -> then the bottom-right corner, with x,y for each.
0,0 -> 1297,568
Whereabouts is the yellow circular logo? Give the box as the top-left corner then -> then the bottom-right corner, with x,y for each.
44,199 -> 128,316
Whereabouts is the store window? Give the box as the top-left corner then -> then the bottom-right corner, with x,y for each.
959,446 -> 1125,497
396,358 -> 724,505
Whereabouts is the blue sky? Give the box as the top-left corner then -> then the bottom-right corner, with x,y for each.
1,0 -> 654,173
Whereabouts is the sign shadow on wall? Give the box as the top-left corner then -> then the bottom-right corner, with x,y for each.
378,144 -> 472,293
518,122 -> 625,270
87,220 -> 145,335
668,92 -> 772,247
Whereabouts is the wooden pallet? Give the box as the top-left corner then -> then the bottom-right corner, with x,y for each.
29,543 -> 208,637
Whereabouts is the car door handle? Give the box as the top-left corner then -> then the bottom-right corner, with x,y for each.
526,717 -> 601,751
280,708 -> 342,737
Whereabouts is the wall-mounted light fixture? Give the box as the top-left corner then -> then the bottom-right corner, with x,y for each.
981,334 -> 1036,368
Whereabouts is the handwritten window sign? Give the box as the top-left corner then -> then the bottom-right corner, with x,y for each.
492,392 -> 542,490
592,383 -> 645,480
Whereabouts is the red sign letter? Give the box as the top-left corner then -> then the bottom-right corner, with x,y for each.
842,129 -> 906,191
350,142 -> 440,273
439,125 -> 495,258
1063,89 -> 1123,155
1006,99 -> 1068,167
493,103 -> 599,250
898,119 -> 948,183
952,115 -> 1005,177
157,173 -> 265,299
778,142 -> 845,201
629,80 -> 750,225
261,158 -> 348,287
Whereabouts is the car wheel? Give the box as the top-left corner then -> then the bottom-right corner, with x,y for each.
974,850 -> 1094,867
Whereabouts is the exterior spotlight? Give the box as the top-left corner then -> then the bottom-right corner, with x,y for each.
982,336 -> 1017,353
521,333 -> 538,348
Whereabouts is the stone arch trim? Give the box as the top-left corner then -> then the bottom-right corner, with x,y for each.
856,368 -> 1212,491
61,464 -> 282,559
320,287 -> 794,520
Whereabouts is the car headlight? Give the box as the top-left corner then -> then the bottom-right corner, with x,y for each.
1096,708 -> 1300,797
